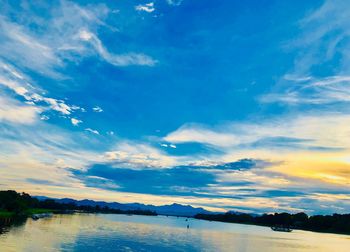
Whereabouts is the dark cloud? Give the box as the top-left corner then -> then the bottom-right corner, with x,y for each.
73,164 -> 215,196
248,136 -> 344,151
213,158 -> 262,170
26,178 -> 63,186
256,190 -> 308,198
72,159 -> 268,197
160,142 -> 224,156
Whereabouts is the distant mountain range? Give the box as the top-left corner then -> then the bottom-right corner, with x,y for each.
34,196 -> 213,217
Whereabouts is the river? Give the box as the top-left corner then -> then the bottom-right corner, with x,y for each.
0,213 -> 349,251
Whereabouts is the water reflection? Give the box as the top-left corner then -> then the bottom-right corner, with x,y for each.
0,213 -> 349,251
0,217 -> 27,236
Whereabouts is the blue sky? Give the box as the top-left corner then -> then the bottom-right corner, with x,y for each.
1,0 -> 350,214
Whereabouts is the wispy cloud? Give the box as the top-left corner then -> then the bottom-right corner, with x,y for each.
0,119 -> 107,195
0,60 -> 80,117
0,16 -> 62,78
0,95 -> 41,124
165,113 -> 350,150
85,128 -> 100,135
261,75 -> 350,105
262,0 -> 350,107
0,0 -> 156,79
78,29 -> 156,66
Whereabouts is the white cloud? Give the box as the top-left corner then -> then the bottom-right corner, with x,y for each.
160,143 -> 176,149
103,142 -> 177,168
92,106 -> 103,112
71,118 -> 82,126
79,30 -> 94,41
135,3 -> 155,13
42,97 -> 75,115
40,115 -> 50,121
165,125 -> 239,147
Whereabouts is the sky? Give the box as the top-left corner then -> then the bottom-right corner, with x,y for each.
1,0 -> 350,214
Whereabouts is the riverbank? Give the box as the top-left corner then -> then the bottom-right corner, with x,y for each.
0,208 -> 56,229
0,211 -> 14,218
194,212 -> 350,236
0,190 -> 157,225
0,208 -> 57,219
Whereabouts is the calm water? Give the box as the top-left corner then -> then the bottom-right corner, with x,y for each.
0,213 -> 349,252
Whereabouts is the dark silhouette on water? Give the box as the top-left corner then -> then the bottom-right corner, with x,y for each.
271,226 -> 292,232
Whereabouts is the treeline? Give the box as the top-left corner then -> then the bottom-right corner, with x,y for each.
0,190 -> 156,217
195,212 -> 350,234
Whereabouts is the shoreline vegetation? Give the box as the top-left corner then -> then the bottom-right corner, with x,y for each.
0,190 -> 156,230
194,212 -> 350,235
1,190 -> 349,235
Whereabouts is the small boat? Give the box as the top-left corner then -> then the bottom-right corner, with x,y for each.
271,226 -> 292,232
31,213 -> 53,220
